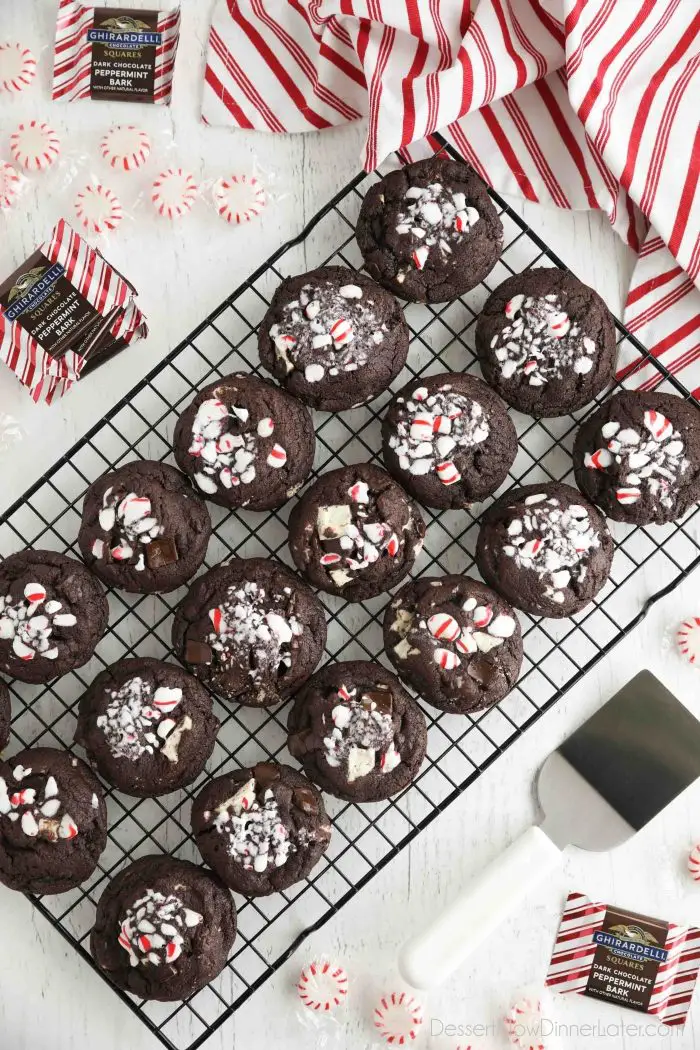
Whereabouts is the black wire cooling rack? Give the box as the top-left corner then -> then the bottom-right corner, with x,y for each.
2,140 -> 700,1050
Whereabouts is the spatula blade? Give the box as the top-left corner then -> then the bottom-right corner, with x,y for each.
537,670 -> 700,851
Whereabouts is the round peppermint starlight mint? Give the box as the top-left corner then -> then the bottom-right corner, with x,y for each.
10,120 -> 61,172
573,389 -> 700,525
476,481 -> 614,618
100,125 -> 151,171
476,267 -> 617,417
373,991 -> 424,1045
0,42 -> 37,93
213,172 -> 266,224
91,854 -> 237,1001
297,958 -> 349,1013
505,995 -> 546,1050
74,184 -> 123,235
152,167 -> 198,219
0,161 -> 21,210
678,617 -> 700,667
688,843 -> 700,881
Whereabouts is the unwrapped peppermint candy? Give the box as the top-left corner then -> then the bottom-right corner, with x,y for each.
0,220 -> 148,404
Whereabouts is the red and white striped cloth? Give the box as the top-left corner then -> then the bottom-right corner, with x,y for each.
0,220 -> 148,405
202,1 -> 700,395
546,891 -> 700,1026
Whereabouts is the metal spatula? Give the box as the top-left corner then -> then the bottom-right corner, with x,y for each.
399,670 -> 700,989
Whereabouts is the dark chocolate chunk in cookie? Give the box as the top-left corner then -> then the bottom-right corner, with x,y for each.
75,658 -> 220,798
192,761 -> 331,896
476,481 -> 614,618
475,268 -> 617,417
172,557 -> 326,706
91,855 -> 236,1001
382,372 -> 517,509
0,550 -> 108,685
573,389 -> 700,525
356,155 -> 503,303
78,460 -> 211,594
258,265 -> 409,412
288,463 -> 425,602
288,660 -> 427,803
0,747 -> 107,894
384,575 -> 523,714
173,372 -> 315,511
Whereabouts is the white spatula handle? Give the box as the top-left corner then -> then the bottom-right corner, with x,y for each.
398,826 -> 562,990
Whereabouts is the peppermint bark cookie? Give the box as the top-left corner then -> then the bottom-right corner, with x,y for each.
173,372 -> 315,511
192,761 -> 332,896
573,390 -> 700,525
382,372 -> 517,509
0,550 -> 108,685
258,265 -> 409,411
172,558 -> 326,706
288,661 -> 427,803
384,576 -> 523,714
288,464 -> 425,602
75,658 -> 219,798
476,268 -> 617,417
78,461 -> 211,594
476,482 -> 614,618
0,747 -> 107,894
356,155 -> 503,303
0,681 -> 10,752
91,855 -> 237,1001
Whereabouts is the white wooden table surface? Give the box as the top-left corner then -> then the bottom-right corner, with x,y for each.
1,4 -> 700,1049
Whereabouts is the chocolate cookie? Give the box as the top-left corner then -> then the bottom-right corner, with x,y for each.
288,661 -> 427,802
192,761 -> 331,896
258,265 -> 409,411
475,268 -> 617,417
288,463 -> 425,602
0,747 -> 107,894
573,390 -> 700,525
173,372 -> 315,510
0,680 -> 10,752
382,372 -> 517,509
75,658 -> 219,798
384,575 -> 523,714
356,155 -> 503,303
172,558 -> 326,706
78,461 -> 211,594
476,482 -> 614,618
91,854 -> 236,1001
0,550 -> 108,685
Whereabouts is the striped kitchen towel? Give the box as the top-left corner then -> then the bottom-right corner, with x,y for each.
202,1 -> 700,396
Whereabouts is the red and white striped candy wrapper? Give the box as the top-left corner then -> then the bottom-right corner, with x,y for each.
100,126 -> 151,172
504,996 -> 545,1050
152,168 -> 198,220
74,185 -> 123,235
688,844 -> 700,882
0,42 -> 37,94
0,162 -> 21,211
373,991 -> 424,1045
677,617 -> 700,666
213,173 -> 266,224
297,959 -> 348,1013
10,121 -> 61,172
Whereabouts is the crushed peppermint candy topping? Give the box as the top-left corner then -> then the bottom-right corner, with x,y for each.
269,278 -> 388,385
388,385 -> 490,485
392,594 -> 516,673
316,481 -> 404,589
210,777 -> 294,873
0,771 -> 78,842
394,182 -> 479,281
207,581 -> 304,695
96,676 -> 189,763
0,584 -> 76,663
118,889 -> 202,968
189,396 -> 285,496
323,685 -> 400,781
584,410 -> 688,511
492,294 -> 597,386
500,493 -> 601,604
96,487 -> 163,571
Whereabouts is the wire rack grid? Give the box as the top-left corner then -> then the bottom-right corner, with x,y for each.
2,141 -> 700,1050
